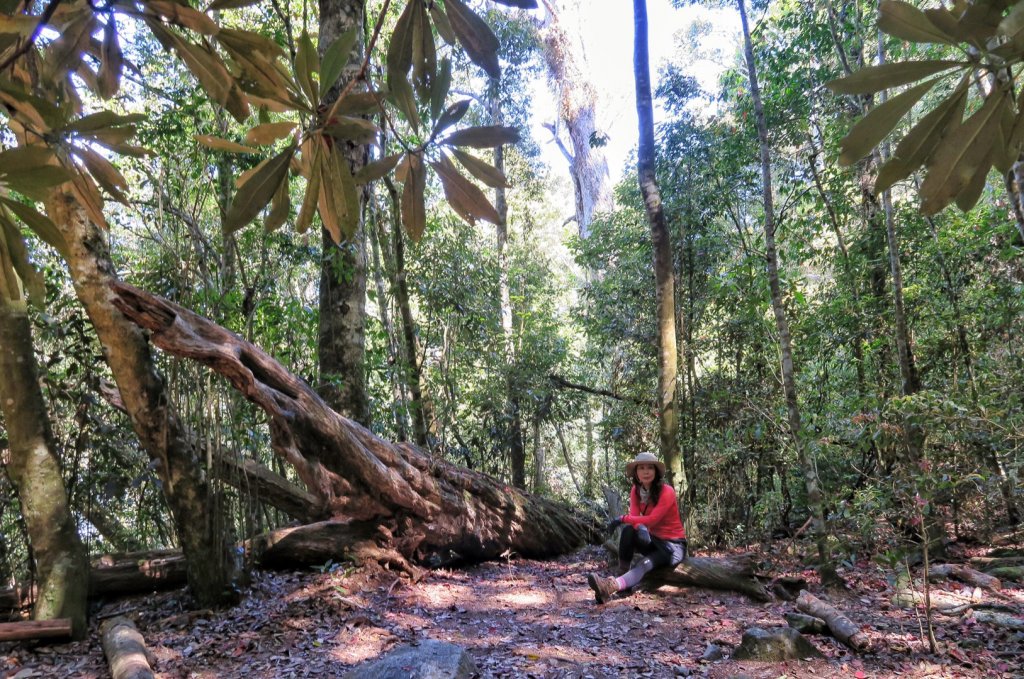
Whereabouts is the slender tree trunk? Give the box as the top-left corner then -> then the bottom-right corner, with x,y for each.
633,0 -> 682,486
367,210 -> 409,440
0,297 -> 88,637
45,193 -> 242,606
382,177 -> 435,447
490,78 -> 527,488
532,418 -> 546,493
738,0 -> 836,584
317,0 -> 370,425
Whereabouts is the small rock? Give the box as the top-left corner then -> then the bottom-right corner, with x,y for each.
342,640 -> 477,679
700,644 -> 723,662
673,664 -> 692,676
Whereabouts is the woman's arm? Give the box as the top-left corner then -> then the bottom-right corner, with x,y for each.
622,485 -> 677,527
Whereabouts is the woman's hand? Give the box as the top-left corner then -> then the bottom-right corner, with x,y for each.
605,517 -> 623,534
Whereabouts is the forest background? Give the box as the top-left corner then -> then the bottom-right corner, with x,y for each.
0,0 -> 1022,659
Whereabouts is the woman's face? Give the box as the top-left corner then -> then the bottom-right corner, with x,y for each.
635,463 -> 657,488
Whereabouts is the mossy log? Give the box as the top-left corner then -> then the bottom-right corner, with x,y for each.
109,282 -> 598,569
970,555 -> 1024,570
101,616 -> 155,679
986,566 -> 1024,582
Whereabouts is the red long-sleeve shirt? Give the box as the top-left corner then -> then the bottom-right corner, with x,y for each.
622,484 -> 686,540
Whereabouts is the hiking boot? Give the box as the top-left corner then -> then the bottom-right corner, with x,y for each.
587,573 -> 619,604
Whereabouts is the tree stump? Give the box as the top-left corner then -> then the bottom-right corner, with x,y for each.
101,616 -> 155,679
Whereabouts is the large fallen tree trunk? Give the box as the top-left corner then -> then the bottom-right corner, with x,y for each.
101,616 -> 155,679
645,554 -> 772,602
109,282 -> 597,569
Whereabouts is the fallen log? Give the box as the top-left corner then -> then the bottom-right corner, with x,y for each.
110,282 -> 597,569
928,563 -> 1001,591
892,586 -> 983,614
0,585 -> 35,619
644,554 -> 772,602
89,550 -> 188,596
970,609 -> 1024,631
970,556 -> 1024,570
796,590 -> 870,652
0,619 -> 71,642
101,616 -> 155,679
986,566 -> 1024,582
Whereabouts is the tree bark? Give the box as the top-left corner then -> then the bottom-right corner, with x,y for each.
45,192 -> 242,607
109,282 -> 595,566
633,0 -> 683,487
0,296 -> 89,638
738,0 -> 835,585
317,0 -> 370,425
538,0 -> 613,239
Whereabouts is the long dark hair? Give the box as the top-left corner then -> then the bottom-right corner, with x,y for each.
632,468 -> 664,507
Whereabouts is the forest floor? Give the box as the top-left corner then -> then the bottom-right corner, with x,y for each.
2,539 -> 1022,678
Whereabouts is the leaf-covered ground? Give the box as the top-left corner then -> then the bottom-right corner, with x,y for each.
2,541 -> 1022,678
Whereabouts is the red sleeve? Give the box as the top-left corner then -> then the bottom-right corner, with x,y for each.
622,485 -> 678,528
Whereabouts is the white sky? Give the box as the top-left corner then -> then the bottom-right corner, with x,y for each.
527,0 -> 741,185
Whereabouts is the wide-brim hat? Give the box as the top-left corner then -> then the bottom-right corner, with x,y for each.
625,451 -> 666,477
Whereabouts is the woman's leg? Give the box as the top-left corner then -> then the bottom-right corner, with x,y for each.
615,541 -> 672,590
616,525 -> 637,574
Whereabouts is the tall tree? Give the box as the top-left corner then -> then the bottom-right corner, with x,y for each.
0,222 -> 88,637
317,0 -> 371,425
632,0 -> 683,487
737,0 -> 836,584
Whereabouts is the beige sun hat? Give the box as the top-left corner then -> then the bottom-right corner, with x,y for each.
625,451 -> 666,477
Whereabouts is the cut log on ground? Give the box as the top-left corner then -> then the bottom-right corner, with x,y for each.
928,563 -> 1001,591
796,590 -> 871,652
893,586 -> 985,614
986,566 -> 1024,582
89,550 -> 188,596
0,619 -> 71,642
101,616 -> 155,679
110,282 -> 598,571
643,554 -> 772,602
970,609 -> 1024,631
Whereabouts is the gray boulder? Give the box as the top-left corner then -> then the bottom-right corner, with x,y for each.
342,640 -> 478,679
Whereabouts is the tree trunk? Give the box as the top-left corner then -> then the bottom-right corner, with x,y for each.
317,0 -> 370,425
633,0 -> 682,486
380,177 -> 435,447
538,0 -> 613,239
0,297 -> 88,637
738,0 -> 835,584
489,78 -> 528,489
45,192 -> 241,607
109,282 -> 595,567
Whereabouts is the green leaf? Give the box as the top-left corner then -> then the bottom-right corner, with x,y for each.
388,70 -> 420,132
332,91 -> 385,115
0,213 -> 44,306
0,197 -> 68,260
826,60 -> 963,95
429,3 -> 457,47
3,165 -> 73,201
387,0 -> 416,79
323,116 -> 380,144
920,88 -> 1007,214
317,145 -> 358,242
444,0 -> 500,79
400,153 -> 426,242
433,99 -> 470,138
411,0 -> 436,99
296,141 -> 322,234
441,125 -> 520,148
245,121 -> 298,145
839,77 -> 940,166
876,77 -> 968,192
75,146 -> 129,204
997,1 -> 1024,47
206,0 -> 262,10
195,134 -> 259,154
264,173 -> 291,232
148,0 -> 219,34
63,111 -> 146,134
97,17 -> 123,99
430,153 -> 500,225
224,145 -> 295,235
431,57 -> 452,120
954,147 -> 991,211
353,153 -> 401,184
0,145 -> 56,176
878,0 -> 959,44
451,148 -> 507,188
295,30 -> 319,107
321,29 -> 358,94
